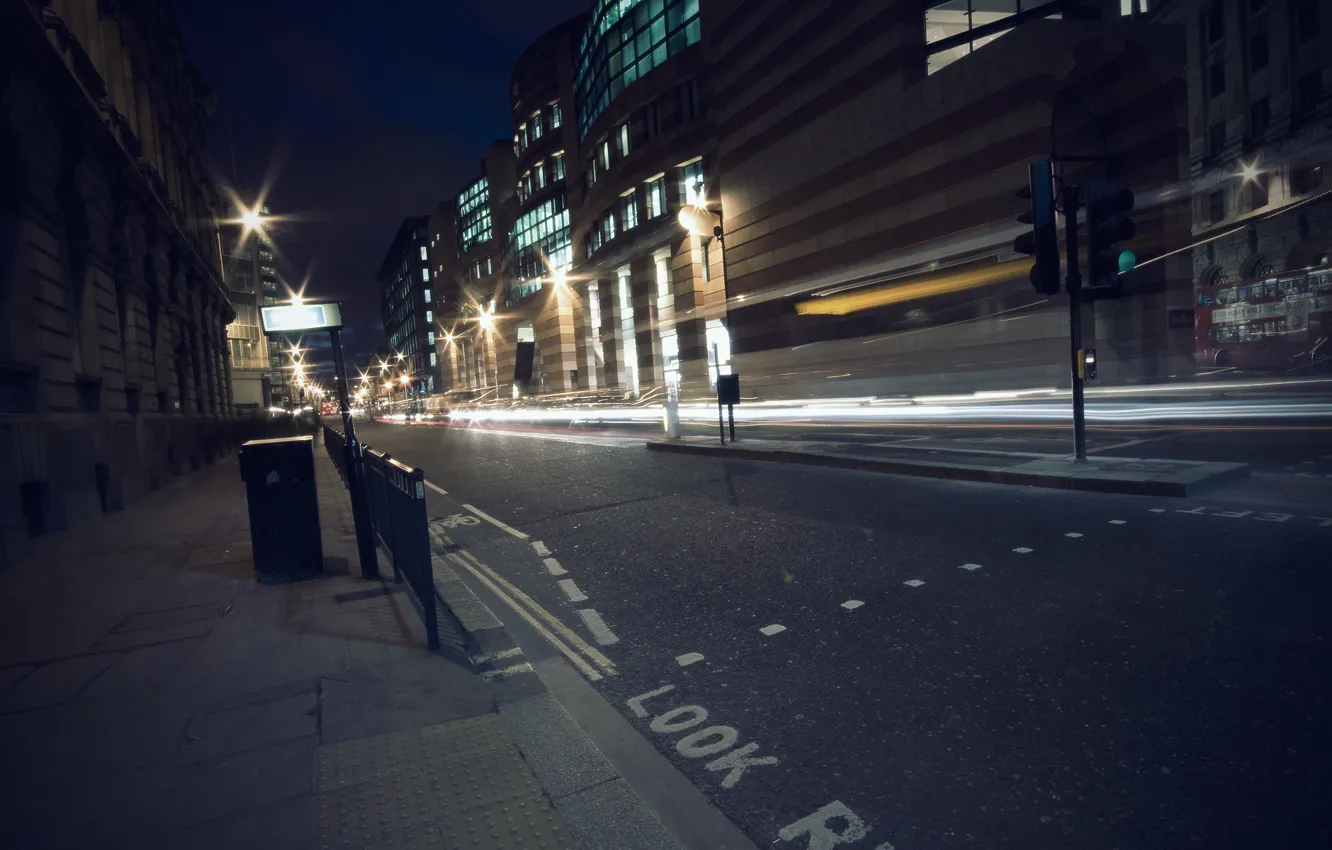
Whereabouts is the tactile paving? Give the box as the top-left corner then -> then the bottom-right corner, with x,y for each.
314,714 -> 576,849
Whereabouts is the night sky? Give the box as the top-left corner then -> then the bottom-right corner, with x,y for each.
176,0 -> 587,369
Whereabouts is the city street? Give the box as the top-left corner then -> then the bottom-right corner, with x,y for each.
354,418 -> 1332,850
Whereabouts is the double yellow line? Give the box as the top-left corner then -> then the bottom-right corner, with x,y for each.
446,548 -> 617,681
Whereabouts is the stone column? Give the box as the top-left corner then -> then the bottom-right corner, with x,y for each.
631,255 -> 658,393
537,287 -> 578,393
599,275 -> 625,390
673,235 -> 712,401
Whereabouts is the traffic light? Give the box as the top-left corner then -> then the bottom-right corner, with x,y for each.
1014,161 -> 1060,295
1086,179 -> 1136,296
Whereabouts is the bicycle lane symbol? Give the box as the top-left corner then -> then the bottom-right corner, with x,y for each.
438,513 -> 481,529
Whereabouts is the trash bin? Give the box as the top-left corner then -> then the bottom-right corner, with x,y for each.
239,436 -> 323,583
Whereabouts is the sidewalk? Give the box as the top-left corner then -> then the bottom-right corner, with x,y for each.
0,442 -> 579,849
647,436 -> 1250,496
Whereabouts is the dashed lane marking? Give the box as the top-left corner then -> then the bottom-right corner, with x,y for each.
558,578 -> 588,603
959,563 -> 983,571
462,503 -> 529,539
760,624 -> 786,636
903,579 -> 925,587
424,479 -> 447,495
1013,547 -> 1033,553
576,609 -> 620,645
1109,520 -> 1126,525
1065,532 -> 1084,538
841,600 -> 864,610
676,652 -> 705,667
543,557 -> 568,576
531,540 -> 551,556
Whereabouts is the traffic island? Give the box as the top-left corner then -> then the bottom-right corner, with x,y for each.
646,437 -> 1249,497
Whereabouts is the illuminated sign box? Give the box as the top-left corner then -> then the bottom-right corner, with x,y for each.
260,302 -> 343,334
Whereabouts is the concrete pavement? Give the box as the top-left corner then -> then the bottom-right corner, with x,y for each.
0,437 -> 697,849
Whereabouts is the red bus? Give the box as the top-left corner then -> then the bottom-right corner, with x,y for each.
1195,265 -> 1332,370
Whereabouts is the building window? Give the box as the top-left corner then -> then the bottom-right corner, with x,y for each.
1297,71 -> 1324,118
1249,98 -> 1270,139
644,102 -> 660,139
1119,0 -> 1150,14
532,111 -> 544,141
550,101 -> 563,128
456,176 -> 492,253
535,162 -> 547,189
678,79 -> 699,121
1249,31 -> 1268,72
428,331 -> 435,345
617,123 -> 631,158
599,140 -> 611,171
553,152 -> 566,181
430,352 -> 437,367
573,0 -> 703,138
422,268 -> 430,282
1209,188 -> 1226,224
1293,165 -> 1323,195
419,246 -> 427,261
1209,122 -> 1226,159
925,0 -> 1062,76
603,207 -> 618,242
587,157 -> 598,188
1248,174 -> 1270,210
621,189 -> 639,230
1298,0 -> 1320,42
1206,1 -> 1224,42
510,193 -> 571,283
424,288 -> 431,301
1209,60 -> 1225,96
681,160 -> 705,206
646,176 -> 666,218
426,310 -> 433,323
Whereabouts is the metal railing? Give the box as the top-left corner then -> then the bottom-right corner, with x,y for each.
322,424 -> 438,649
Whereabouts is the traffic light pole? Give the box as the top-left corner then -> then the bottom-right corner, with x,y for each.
1061,186 -> 1088,463
330,328 -> 380,579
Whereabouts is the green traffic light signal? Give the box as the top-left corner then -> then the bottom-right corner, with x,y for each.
1118,249 -> 1137,274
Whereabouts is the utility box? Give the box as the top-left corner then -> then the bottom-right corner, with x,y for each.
239,436 -> 322,583
717,374 -> 741,406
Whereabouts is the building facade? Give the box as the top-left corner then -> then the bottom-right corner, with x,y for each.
377,216 -> 440,401
218,202 -> 282,409
1,0 -> 237,566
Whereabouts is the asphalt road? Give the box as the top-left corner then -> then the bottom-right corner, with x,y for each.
354,418 -> 1331,850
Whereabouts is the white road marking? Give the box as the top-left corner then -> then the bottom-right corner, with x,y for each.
462,503 -> 529,539
677,726 -> 739,758
451,549 -> 615,678
1109,520 -> 1126,525
779,801 -> 872,849
543,557 -> 568,576
531,540 -> 551,556
480,662 -> 534,682
470,647 -> 523,666
1065,532 -> 1084,538
558,578 -> 588,602
627,685 -> 675,717
576,608 -> 619,645
1013,547 -> 1033,553
424,479 -> 447,495
676,652 -> 705,667
959,563 -> 983,571
1149,508 -> 1166,513
651,705 -> 708,733
704,742 -> 779,788
760,624 -> 786,636
628,686 -> 780,789
841,599 -> 864,610
903,579 -> 925,587
448,552 -> 607,681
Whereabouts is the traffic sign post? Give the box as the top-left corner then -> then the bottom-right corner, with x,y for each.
261,302 -> 379,579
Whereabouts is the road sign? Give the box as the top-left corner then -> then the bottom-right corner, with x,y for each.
260,302 -> 343,334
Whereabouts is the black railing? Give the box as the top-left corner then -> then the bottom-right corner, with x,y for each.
321,424 -> 438,649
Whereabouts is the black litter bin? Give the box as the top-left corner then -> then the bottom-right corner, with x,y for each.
239,436 -> 323,583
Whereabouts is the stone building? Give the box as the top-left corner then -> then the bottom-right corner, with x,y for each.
1,0 -> 236,566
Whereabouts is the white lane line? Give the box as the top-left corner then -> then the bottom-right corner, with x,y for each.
576,609 -> 620,645
676,652 -> 705,667
903,579 -> 925,587
424,479 -> 447,495
959,563 -> 983,571
1149,508 -> 1166,514
480,662 -> 535,682
543,557 -> 568,576
463,504 -> 529,539
1065,532 -> 1084,538
1109,520 -> 1126,525
841,599 -> 864,610
558,578 -> 588,602
1013,547 -> 1033,554
448,552 -> 606,681
531,540 -> 551,556
760,624 -> 786,636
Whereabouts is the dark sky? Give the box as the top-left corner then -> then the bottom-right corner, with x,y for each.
176,0 -> 586,368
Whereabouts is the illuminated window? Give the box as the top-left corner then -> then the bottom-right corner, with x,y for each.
553,152 -> 566,181
925,1 -> 1062,76
419,246 -> 427,261
426,310 -> 433,323
574,0 -> 702,138
532,111 -> 544,141
428,331 -> 435,344
424,289 -> 431,301
646,176 -> 666,218
550,101 -> 563,128
1119,0 -> 1149,14
510,193 -> 571,283
599,140 -> 611,171
430,352 -> 437,366
681,160 -> 704,206
617,123 -> 631,158
535,162 -> 547,189
422,268 -> 430,281
621,189 -> 639,230
456,176 -> 492,253
603,207 -> 617,242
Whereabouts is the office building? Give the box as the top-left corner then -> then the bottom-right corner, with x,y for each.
377,216 -> 441,399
